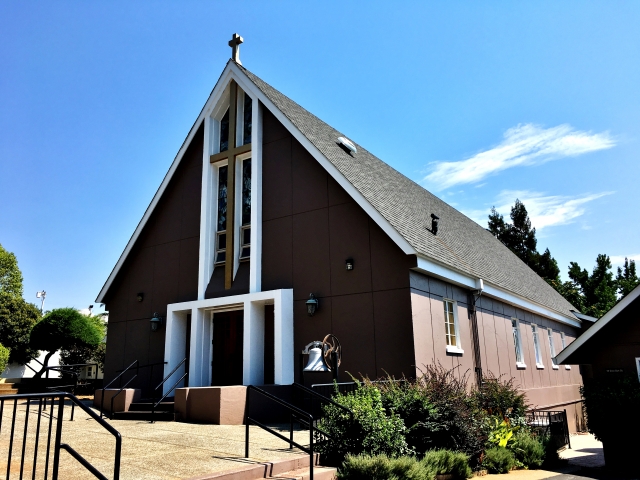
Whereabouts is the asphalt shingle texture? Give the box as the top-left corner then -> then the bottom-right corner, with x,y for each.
239,64 -> 577,319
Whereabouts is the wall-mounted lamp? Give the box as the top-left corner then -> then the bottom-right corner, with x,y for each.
345,258 -> 354,271
137,293 -> 144,302
306,293 -> 319,317
150,312 -> 163,332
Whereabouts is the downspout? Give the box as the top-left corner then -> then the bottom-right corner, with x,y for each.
468,279 -> 484,387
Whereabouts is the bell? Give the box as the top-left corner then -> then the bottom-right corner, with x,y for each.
303,347 -> 330,372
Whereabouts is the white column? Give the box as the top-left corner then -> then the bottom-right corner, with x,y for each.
274,289 -> 294,384
189,308 -> 211,388
243,300 -> 265,385
198,115 -> 215,300
163,308 -> 188,395
249,98 -> 263,293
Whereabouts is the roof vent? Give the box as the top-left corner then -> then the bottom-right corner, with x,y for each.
337,136 -> 357,155
430,213 -> 439,235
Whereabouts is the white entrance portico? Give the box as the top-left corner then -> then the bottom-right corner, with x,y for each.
163,289 -> 293,395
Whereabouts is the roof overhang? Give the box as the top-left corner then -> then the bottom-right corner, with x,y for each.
414,256 -> 581,327
556,283 -> 640,364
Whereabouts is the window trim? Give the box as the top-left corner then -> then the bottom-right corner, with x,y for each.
560,332 -> 571,370
531,324 -> 545,369
511,318 -> 527,369
548,328 -> 559,370
443,298 -> 464,354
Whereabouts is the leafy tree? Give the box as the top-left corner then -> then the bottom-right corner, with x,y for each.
0,343 -> 10,376
29,308 -> 102,377
0,291 -> 41,364
488,201 -> 560,282
616,258 -> 640,298
60,314 -> 106,369
567,254 -> 617,318
0,244 -> 23,297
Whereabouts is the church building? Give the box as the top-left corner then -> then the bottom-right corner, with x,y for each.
97,36 -> 585,429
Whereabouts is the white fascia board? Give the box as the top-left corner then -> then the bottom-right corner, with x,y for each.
167,288 -> 291,312
97,63 -> 237,304
414,257 -> 581,328
556,283 -> 640,364
227,63 -> 416,256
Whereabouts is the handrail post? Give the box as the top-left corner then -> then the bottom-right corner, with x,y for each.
289,412 -> 294,449
51,396 -> 64,480
309,413 -> 314,480
245,387 -> 251,458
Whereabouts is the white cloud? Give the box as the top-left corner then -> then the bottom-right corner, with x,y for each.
610,254 -> 640,266
462,190 -> 614,230
423,124 -> 615,190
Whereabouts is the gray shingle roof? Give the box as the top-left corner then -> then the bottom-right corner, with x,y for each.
239,64 -> 577,319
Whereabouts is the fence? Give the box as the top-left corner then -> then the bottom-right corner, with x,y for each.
0,392 -> 121,480
526,409 -> 571,450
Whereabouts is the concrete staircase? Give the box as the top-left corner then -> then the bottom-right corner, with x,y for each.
187,453 -> 336,480
111,400 -> 175,421
0,383 -> 19,395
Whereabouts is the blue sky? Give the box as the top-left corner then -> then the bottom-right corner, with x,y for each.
1,2 -> 639,313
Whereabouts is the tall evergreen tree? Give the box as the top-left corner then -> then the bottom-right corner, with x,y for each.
488,200 -> 560,282
568,254 -> 618,318
616,258 -> 640,297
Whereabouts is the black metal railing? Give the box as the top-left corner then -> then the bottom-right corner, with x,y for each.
151,358 -> 188,423
100,360 -> 139,419
293,382 -> 353,427
310,381 -> 359,401
526,409 -> 571,450
245,384 -> 353,480
0,392 -> 121,480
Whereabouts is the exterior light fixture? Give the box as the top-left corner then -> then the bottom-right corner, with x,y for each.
430,213 -> 440,235
150,313 -> 163,332
306,293 -> 319,317
137,293 -> 144,302
345,258 -> 354,271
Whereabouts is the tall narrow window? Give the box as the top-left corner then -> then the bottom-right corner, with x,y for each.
443,299 -> 462,353
219,108 -> 230,152
215,165 -> 228,264
243,94 -> 252,145
512,318 -> 525,368
548,328 -> 558,369
560,332 -> 571,370
239,158 -> 251,260
532,324 -> 544,368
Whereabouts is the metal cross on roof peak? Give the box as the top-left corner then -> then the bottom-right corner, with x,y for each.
229,33 -> 244,65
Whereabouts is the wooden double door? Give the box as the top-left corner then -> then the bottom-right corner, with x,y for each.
211,310 -> 244,386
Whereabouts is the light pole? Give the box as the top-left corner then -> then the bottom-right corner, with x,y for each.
36,291 -> 46,313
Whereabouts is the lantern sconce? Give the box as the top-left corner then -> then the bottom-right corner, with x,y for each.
150,312 -> 163,332
137,292 -> 144,302
306,293 -> 319,317
345,258 -> 354,271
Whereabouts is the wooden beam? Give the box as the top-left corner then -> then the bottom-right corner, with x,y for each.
209,143 -> 252,163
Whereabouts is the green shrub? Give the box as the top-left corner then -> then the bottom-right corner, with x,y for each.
486,416 -> 518,448
483,447 -> 515,474
0,343 -> 10,375
422,449 -> 472,478
337,454 -> 434,480
472,373 -> 528,425
540,435 -> 560,467
318,382 -> 410,464
378,366 -> 487,465
511,430 -> 544,469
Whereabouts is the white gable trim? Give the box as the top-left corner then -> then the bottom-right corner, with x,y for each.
97,62 -> 415,303
556,283 -> 640,364
414,257 -> 581,328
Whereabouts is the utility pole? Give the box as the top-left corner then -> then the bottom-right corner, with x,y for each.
36,291 -> 46,313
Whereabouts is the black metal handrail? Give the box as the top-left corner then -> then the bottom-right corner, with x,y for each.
0,392 -> 121,480
151,358 -> 188,423
100,360 -> 139,419
526,409 -> 571,450
246,385 -> 318,479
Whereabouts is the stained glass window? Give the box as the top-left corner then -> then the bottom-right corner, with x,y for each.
444,300 -> 458,347
242,159 -> 251,226
512,319 -> 524,365
219,108 -> 230,152
532,324 -> 543,367
548,328 -> 558,368
217,166 -> 228,232
243,93 -> 252,145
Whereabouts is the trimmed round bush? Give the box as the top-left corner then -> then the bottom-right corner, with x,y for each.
483,447 -> 515,474
337,454 -> 434,480
422,449 -> 472,479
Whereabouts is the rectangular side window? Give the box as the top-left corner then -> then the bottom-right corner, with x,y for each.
532,324 -> 544,368
443,299 -> 463,354
560,332 -> 571,370
511,318 -> 526,368
548,328 -> 558,369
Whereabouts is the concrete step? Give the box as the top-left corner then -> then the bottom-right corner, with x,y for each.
0,383 -> 19,395
186,453 -> 334,480
111,411 -> 175,421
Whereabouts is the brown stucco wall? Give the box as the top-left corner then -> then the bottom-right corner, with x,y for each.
102,123 -> 204,388
410,271 -> 584,430
261,108 -> 418,381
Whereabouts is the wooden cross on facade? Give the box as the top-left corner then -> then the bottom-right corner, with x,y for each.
229,33 -> 243,65
210,80 -> 252,289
